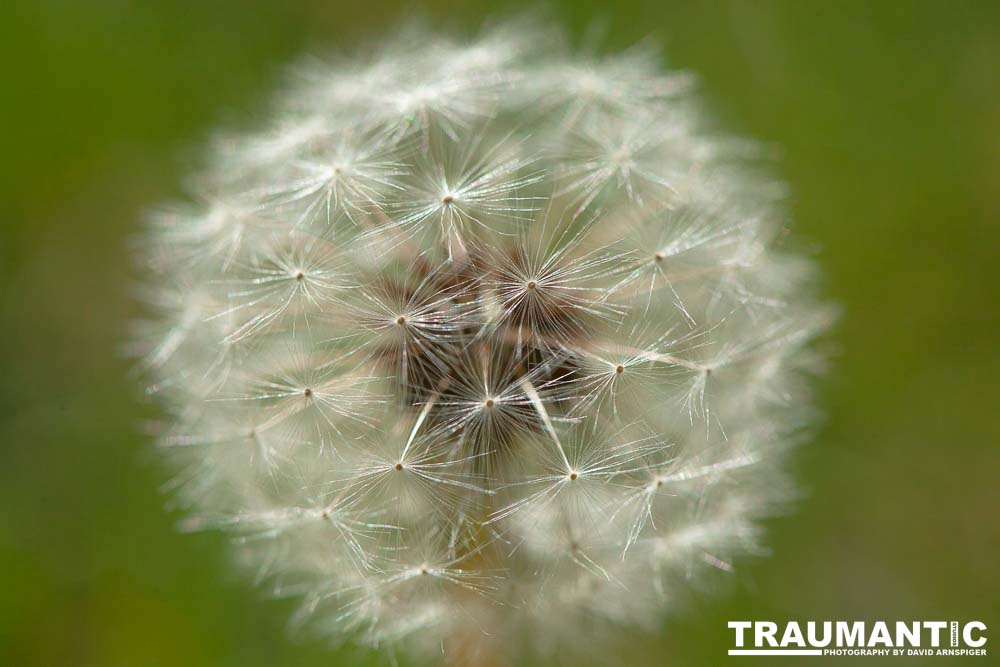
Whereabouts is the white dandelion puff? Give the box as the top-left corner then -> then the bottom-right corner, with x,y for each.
136,19 -> 830,667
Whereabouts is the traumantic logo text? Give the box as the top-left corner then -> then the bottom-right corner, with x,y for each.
728,621 -> 988,657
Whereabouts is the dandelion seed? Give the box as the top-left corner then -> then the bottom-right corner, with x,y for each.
250,126 -> 408,232
217,233 -> 353,342
386,133 -> 544,259
334,263 -> 474,392
478,212 -> 624,350
554,111 -> 693,216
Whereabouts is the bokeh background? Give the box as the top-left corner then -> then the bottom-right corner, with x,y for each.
2,1 -> 998,665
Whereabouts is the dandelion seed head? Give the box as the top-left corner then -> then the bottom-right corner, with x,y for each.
138,19 -> 830,665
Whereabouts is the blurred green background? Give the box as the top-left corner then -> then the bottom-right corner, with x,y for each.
2,1 -> 998,665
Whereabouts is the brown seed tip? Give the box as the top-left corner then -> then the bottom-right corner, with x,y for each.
295,271 -> 305,281
615,365 -> 625,374
485,398 -> 495,409
303,387 -> 313,397
396,315 -> 406,325
654,252 -> 665,263
526,280 -> 537,290
442,195 -> 454,205
568,472 -> 578,481
394,463 -> 404,471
